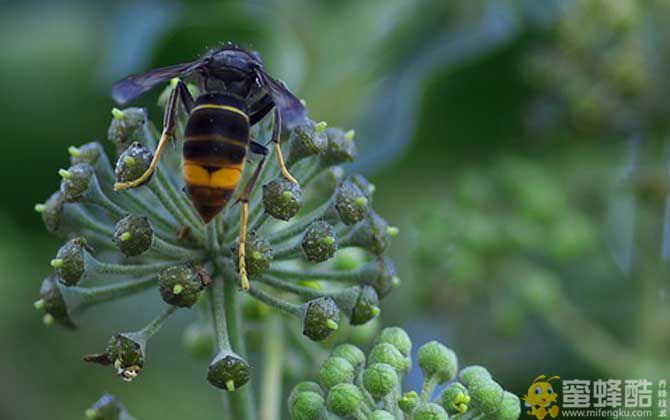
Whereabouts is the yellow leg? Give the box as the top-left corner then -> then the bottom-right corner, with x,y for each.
274,141 -> 298,185
114,130 -> 171,191
238,201 -> 250,290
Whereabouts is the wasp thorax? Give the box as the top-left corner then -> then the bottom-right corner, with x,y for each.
115,142 -> 153,185
302,297 -> 340,341
52,237 -> 89,286
262,177 -> 303,221
207,350 -> 251,391
107,107 -> 147,153
158,264 -> 207,308
60,163 -> 94,202
301,220 -> 337,262
113,215 -> 153,257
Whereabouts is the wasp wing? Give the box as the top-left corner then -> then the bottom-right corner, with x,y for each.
257,70 -> 308,128
112,61 -> 202,105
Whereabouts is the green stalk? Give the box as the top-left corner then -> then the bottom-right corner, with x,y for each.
224,275 -> 255,420
260,315 -> 284,420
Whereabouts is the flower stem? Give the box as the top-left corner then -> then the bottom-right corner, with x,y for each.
260,315 -> 284,420
135,305 -> 178,340
247,284 -> 302,316
208,276 -> 231,351
224,274 -> 255,420
267,199 -> 333,244
70,275 -> 158,313
258,275 -> 324,299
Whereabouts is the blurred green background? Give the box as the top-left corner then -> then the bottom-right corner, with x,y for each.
1,0 -> 668,419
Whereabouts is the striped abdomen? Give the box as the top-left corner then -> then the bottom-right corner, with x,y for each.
183,93 -> 249,223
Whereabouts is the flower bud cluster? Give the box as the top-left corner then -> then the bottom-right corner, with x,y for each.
289,327 -> 519,419
34,99 -> 398,395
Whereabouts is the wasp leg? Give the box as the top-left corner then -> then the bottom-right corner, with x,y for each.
114,81 -> 193,191
249,140 -> 269,156
269,108 -> 298,185
237,151 -> 268,290
248,93 -> 274,126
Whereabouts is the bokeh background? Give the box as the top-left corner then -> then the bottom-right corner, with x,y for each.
1,0 -> 668,419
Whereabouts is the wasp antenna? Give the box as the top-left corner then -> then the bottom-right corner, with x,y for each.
532,375 -> 547,383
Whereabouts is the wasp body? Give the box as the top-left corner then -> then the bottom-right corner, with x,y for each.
111,44 -> 307,289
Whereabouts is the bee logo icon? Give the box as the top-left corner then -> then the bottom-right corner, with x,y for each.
522,375 -> 560,419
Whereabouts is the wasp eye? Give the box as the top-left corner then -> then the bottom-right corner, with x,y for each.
547,387 -> 553,394
534,386 -> 541,395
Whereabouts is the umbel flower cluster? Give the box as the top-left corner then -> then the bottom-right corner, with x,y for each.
33,94 -> 398,391
289,327 -> 520,420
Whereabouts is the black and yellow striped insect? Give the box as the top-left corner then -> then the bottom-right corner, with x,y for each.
111,44 -> 307,290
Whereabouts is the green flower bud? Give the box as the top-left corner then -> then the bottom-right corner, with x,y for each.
302,220 -> 337,262
399,391 -> 420,414
440,382 -> 470,415
417,341 -> 458,384
207,350 -> 250,391
107,107 -> 147,153
494,391 -> 521,420
39,191 -> 65,234
232,231 -> 273,277
290,382 -> 325,402
412,402 -> 449,420
335,178 -> 370,225
344,211 -> 391,255
321,127 -> 356,167
263,177 -> 303,221
113,215 -> 153,257
375,327 -> 412,357
368,342 -> 409,374
182,321 -> 215,360
468,377 -> 504,415
367,257 -> 398,298
70,142 -> 102,167
85,394 -> 132,420
84,333 -> 145,381
302,297 -> 340,341
53,237 -> 90,286
350,285 -> 380,326
287,120 -> 328,166
330,344 -> 365,370
326,383 -> 364,417
331,248 -> 367,271
458,365 -> 491,387
319,356 -> 355,390
289,391 -> 325,420
38,275 -> 75,328
369,410 -> 394,420
60,163 -> 94,202
158,264 -> 208,308
115,142 -> 153,186
363,363 -> 398,399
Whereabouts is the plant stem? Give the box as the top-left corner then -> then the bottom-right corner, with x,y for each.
70,275 -> 158,313
260,315 -> 284,420
136,305 -> 178,340
247,284 -> 303,316
224,274 -> 255,420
